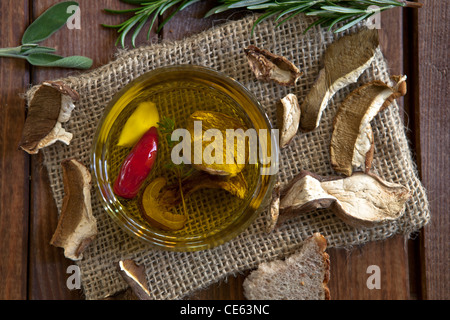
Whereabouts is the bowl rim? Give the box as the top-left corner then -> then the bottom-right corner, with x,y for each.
90,64 -> 279,252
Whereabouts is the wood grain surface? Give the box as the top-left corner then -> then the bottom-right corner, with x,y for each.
417,0 -> 449,300
0,1 -> 30,300
0,0 -> 447,300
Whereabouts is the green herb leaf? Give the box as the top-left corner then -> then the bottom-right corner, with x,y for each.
207,0 -> 422,34
105,0 -> 422,44
25,53 -> 93,69
157,116 -> 192,217
22,1 -> 79,44
103,0 -> 201,48
157,116 -> 177,148
20,46 -> 57,55
0,1 -> 92,69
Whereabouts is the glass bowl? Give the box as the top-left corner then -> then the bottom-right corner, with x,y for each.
91,65 -> 279,252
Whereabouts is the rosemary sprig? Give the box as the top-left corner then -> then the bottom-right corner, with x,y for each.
103,0 -> 202,48
206,0 -> 424,34
103,0 -> 422,46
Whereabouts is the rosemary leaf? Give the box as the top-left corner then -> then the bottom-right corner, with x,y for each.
104,0 -> 423,46
104,0 -> 201,48
208,0 -> 423,34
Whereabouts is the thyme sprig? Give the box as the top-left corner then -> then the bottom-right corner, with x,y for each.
157,116 -> 194,216
104,0 -> 422,47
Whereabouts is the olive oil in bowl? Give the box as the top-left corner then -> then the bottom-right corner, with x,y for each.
91,65 -> 278,251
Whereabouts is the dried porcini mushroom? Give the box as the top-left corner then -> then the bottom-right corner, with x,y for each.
271,170 -> 410,230
330,76 -> 407,176
50,159 -> 97,261
277,93 -> 301,148
383,75 -> 408,108
159,171 -> 248,207
276,171 -> 336,229
266,182 -> 281,233
352,123 -> 375,174
186,111 -> 248,176
118,260 -> 151,300
140,177 -> 187,231
19,81 -> 79,154
300,29 -> 379,131
244,45 -> 302,86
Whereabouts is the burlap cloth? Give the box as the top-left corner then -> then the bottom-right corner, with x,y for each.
30,14 -> 430,300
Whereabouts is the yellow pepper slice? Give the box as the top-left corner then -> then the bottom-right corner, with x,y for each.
117,101 -> 160,147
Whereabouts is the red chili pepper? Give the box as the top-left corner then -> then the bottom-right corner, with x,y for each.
113,126 -> 158,199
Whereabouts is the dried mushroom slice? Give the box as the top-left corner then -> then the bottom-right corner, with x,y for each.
266,182 -> 281,233
244,45 -> 302,86
19,81 -> 79,154
50,159 -> 97,261
300,29 -> 379,131
271,170 -> 410,230
320,172 -> 410,227
186,111 -> 248,176
277,93 -> 301,148
276,171 -> 337,228
159,171 -> 248,207
140,177 -> 187,231
353,123 -> 375,174
118,260 -> 152,300
179,171 -> 248,200
330,76 -> 407,176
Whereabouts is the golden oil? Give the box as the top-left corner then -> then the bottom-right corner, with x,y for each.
92,65 -> 276,250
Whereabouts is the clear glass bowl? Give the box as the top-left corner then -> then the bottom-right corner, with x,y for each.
91,65 -> 278,251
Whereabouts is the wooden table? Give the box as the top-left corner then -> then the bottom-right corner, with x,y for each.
0,0 -> 448,300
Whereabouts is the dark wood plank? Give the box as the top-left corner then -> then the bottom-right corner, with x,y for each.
417,0 -> 449,300
0,0 -> 30,300
27,0 -> 158,300
184,272 -> 249,300
401,3 -> 424,300
329,236 -> 409,300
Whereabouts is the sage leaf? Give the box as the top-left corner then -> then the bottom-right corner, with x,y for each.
26,53 -> 93,69
22,1 -> 79,44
